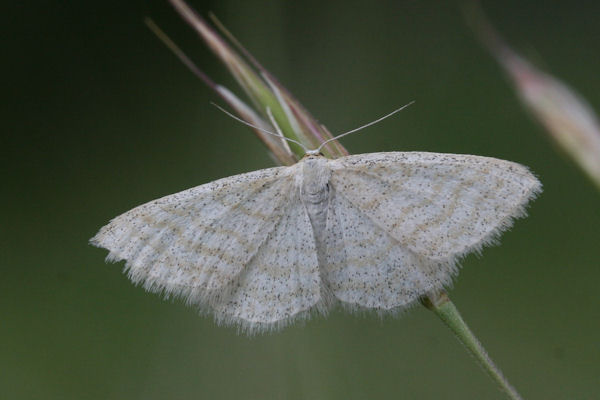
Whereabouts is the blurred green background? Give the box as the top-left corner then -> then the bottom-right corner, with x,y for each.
3,1 -> 599,399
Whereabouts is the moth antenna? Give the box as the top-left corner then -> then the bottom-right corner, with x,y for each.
265,107 -> 284,139
211,103 -> 309,152
316,101 -> 415,153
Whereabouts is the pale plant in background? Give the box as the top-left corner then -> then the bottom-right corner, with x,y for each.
465,1 -> 600,191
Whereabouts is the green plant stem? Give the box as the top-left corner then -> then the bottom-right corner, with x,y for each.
422,291 -> 523,400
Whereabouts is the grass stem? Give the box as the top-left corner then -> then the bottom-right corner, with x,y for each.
423,291 -> 523,400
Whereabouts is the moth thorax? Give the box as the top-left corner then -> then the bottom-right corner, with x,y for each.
299,156 -> 331,200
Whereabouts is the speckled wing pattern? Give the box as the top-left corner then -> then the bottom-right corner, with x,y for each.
324,152 -> 541,310
92,165 -> 322,331
92,151 -> 541,333
211,187 -> 322,330
329,152 -> 541,259
323,187 -> 452,311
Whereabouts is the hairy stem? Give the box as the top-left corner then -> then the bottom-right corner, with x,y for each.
422,291 -> 523,400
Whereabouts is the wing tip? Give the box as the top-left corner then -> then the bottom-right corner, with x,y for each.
89,228 -> 129,265
447,174 -> 542,265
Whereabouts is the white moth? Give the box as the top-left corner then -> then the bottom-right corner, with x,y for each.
91,149 -> 541,333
